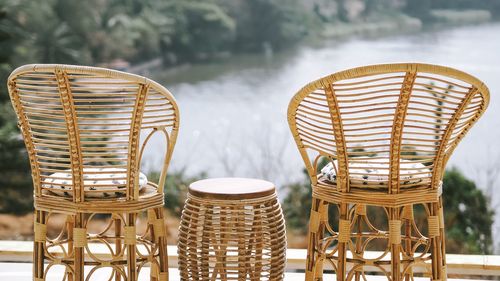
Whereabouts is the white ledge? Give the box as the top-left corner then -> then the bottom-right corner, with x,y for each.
0,240 -> 499,277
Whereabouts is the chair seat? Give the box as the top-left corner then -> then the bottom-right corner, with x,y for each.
42,168 -> 148,198
320,159 -> 431,190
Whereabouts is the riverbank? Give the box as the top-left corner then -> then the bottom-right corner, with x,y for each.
321,9 -> 492,39
321,14 -> 422,39
128,9 -> 494,78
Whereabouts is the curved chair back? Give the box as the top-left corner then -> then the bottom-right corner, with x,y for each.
288,63 -> 489,194
7,64 -> 179,203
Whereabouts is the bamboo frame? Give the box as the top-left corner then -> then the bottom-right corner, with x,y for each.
7,64 -> 180,281
178,178 -> 287,280
287,63 -> 489,281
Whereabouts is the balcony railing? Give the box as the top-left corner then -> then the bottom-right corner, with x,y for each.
0,240 -> 499,280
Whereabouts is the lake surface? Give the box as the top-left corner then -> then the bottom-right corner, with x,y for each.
144,23 -> 500,247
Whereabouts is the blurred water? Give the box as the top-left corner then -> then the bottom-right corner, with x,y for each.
143,23 -> 500,247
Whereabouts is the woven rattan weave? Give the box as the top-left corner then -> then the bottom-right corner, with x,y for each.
178,178 -> 287,280
287,63 -> 489,281
7,64 -> 179,281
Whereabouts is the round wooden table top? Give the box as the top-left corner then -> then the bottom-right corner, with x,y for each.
188,178 -> 276,200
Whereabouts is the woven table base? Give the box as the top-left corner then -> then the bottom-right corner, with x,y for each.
178,178 -> 287,281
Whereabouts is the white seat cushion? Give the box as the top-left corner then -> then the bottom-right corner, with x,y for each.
43,168 -> 148,198
320,159 -> 431,189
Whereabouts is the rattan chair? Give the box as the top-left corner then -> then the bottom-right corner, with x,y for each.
7,64 -> 179,281
287,63 -> 489,281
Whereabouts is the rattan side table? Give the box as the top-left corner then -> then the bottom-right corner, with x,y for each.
178,178 -> 286,280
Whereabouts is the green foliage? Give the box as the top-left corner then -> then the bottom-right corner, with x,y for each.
403,0 -> 434,21
148,170 -> 205,217
0,2 -> 33,214
282,157 -> 328,232
363,0 -> 394,17
230,0 -> 311,52
443,167 -> 494,254
282,167 -> 494,253
0,0 -> 237,65
165,1 -> 236,62
281,170 -> 311,231
1,0 -> 498,66
0,101 -> 32,214
336,0 -> 350,22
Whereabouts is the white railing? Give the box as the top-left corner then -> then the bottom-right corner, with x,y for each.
1,241 -> 499,279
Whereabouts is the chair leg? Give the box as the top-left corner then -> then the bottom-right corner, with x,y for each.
402,205 -> 414,281
316,201 -> 328,281
114,214 -> 122,281
389,207 -> 402,281
336,203 -> 349,281
67,215 -> 75,281
429,202 -> 443,281
150,208 -> 169,281
74,213 -> 85,281
305,198 -> 325,281
127,213 -> 138,281
353,204 -> 366,281
439,198 -> 447,281
33,210 -> 47,281
148,209 -> 159,281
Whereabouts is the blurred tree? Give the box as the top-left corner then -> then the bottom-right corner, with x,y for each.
336,0 -> 350,22
1,0 -> 498,65
363,0 -> 398,18
147,170 -> 205,216
0,1 -> 33,214
443,167 -> 494,254
16,0 -> 89,64
282,157 -> 328,232
163,1 -> 236,63
282,169 -> 312,231
229,0 -> 310,52
404,0 -> 433,21
0,102 -> 32,214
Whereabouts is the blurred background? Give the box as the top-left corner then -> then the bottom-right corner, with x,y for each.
1,0 -> 499,255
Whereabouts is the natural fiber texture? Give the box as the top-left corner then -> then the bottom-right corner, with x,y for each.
73,228 -> 87,247
389,220 -> 401,244
152,219 -> 166,241
309,210 -> 320,231
428,216 -> 440,238
124,226 -> 137,245
287,63 -> 489,281
34,222 -> 47,242
402,205 -> 414,220
442,266 -> 448,281
439,207 -> 445,228
159,272 -> 168,281
178,180 -> 287,281
338,219 -> 351,243
8,64 -> 179,281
